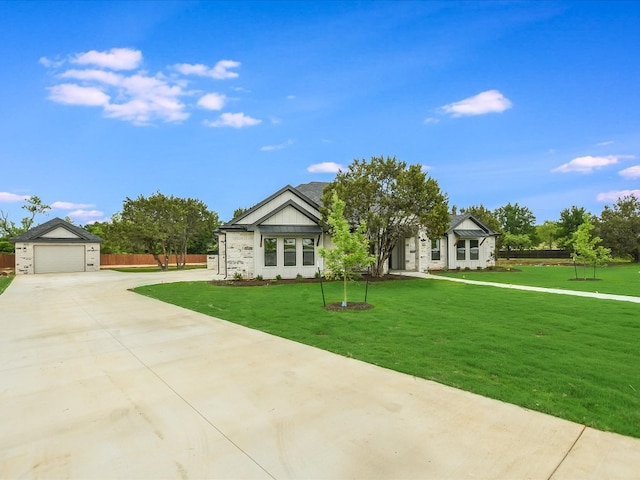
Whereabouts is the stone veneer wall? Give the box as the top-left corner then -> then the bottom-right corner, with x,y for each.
224,232 -> 255,279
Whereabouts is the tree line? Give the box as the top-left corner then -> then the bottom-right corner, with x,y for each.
2,157 -> 640,271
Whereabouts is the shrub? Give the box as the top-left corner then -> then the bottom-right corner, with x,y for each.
275,274 -> 282,281
295,273 -> 304,282
233,271 -> 243,281
256,275 -> 263,281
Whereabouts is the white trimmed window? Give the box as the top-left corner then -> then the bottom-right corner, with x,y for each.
284,238 -> 296,266
431,239 -> 441,261
457,239 -> 466,261
264,238 -> 277,266
303,238 -> 315,266
470,239 -> 479,260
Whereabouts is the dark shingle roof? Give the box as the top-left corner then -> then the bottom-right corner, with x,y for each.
294,182 -> 329,206
9,217 -> 104,243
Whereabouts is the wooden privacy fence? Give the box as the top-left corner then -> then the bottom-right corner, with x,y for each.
100,254 -> 207,266
0,255 -> 14,269
0,253 -> 207,269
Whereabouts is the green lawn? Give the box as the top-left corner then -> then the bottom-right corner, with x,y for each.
0,275 -> 13,295
135,278 -> 640,438
439,263 -> 640,297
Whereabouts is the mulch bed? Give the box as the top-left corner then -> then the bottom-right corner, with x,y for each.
324,302 -> 374,311
209,273 -> 409,287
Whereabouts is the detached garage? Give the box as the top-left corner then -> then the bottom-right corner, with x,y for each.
10,217 -> 103,275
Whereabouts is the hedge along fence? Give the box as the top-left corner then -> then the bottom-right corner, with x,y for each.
100,254 -> 207,266
498,249 -> 571,259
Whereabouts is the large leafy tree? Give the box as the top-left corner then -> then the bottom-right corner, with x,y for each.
319,192 -> 375,307
595,195 -> 640,262
536,220 -> 560,250
557,206 -> 587,251
322,156 -> 449,277
494,202 -> 537,253
112,192 -> 219,270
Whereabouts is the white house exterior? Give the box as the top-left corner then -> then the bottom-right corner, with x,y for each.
218,183 -> 498,279
216,183 -> 329,279
9,217 -> 103,274
390,214 -> 498,272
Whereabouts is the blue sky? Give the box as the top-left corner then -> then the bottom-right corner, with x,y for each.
1,1 -> 639,226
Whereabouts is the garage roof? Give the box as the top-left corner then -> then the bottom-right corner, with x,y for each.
9,217 -> 104,244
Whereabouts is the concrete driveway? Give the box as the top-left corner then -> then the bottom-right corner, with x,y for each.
1,270 -> 639,479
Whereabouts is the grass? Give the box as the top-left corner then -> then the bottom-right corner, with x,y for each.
0,274 -> 14,295
438,263 -> 640,296
105,265 -> 206,273
135,278 -> 640,438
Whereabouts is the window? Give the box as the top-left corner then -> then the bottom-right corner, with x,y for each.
264,238 -> 277,266
431,239 -> 440,261
284,238 -> 296,266
303,238 -> 315,266
457,239 -> 466,261
470,240 -> 479,260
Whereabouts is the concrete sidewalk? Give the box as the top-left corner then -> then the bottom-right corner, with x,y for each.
398,269 -> 640,303
1,270 -> 639,479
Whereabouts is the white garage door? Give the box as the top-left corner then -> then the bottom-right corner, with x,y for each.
34,245 -> 86,274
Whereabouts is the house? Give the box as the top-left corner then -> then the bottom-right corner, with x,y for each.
389,213 -> 499,272
217,183 -> 498,279
10,217 -> 103,274
216,182 -> 330,279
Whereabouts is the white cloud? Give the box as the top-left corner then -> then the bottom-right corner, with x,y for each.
174,60 -> 240,79
597,190 -> 640,202
67,209 -> 105,222
43,49 -> 258,127
47,84 -> 110,106
39,56 -> 64,68
552,155 -> 633,174
0,192 -> 30,203
260,139 -> 294,151
421,164 -> 432,172
197,93 -> 226,110
307,162 -> 344,173
72,48 -> 142,70
60,68 -> 123,85
423,117 -> 439,124
51,201 -> 95,210
597,140 -> 614,147
619,165 -> 640,179
440,89 -> 512,117
204,112 -> 261,128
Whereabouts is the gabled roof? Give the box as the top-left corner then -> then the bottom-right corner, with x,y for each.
246,200 -> 320,231
220,182 -> 328,230
447,213 -> 498,237
9,217 -> 104,243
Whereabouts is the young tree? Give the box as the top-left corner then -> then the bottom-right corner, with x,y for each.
595,195 -> 640,262
572,215 -> 611,279
322,156 -> 449,277
319,193 -> 375,307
